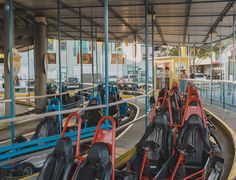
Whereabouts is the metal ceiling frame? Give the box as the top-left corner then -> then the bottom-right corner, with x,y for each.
202,0 -> 236,43
1,0 -> 236,46
29,0 -> 235,11
56,0 -> 120,40
97,0 -> 144,42
183,0 -> 191,44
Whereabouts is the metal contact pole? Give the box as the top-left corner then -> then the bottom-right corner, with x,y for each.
95,26 -> 99,83
233,15 -> 235,81
9,0 -> 15,144
57,0 -> 62,93
134,34 -> 137,82
104,0 -> 109,116
210,33 -> 213,105
57,0 -> 62,132
151,7 -> 155,96
145,0 -> 149,128
79,8 -> 83,89
91,18 -> 94,86
66,40 -> 68,81
27,46 -> 30,97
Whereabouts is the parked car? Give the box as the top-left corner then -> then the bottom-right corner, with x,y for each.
109,75 -> 118,83
194,73 -> 206,80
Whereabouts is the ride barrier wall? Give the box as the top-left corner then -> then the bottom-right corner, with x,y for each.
0,85 -> 152,163
180,79 -> 236,112
204,108 -> 236,180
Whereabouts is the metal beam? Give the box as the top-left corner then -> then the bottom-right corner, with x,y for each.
183,0 -> 191,44
154,18 -> 165,44
58,0 -> 120,40
104,0 -> 109,116
47,23 -> 233,28
29,0 -> 235,10
144,0 -> 149,127
202,0 -> 235,43
97,0 -> 144,42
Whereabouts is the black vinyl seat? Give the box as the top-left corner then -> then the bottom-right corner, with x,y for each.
31,116 -> 59,140
177,115 -> 211,168
14,116 -> 59,143
82,98 -> 103,127
73,142 -> 112,180
37,137 -> 74,180
169,96 -> 181,125
128,112 -> 172,178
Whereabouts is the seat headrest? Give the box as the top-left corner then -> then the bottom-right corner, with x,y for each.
87,142 -> 110,167
54,137 -> 73,161
153,112 -> 168,126
45,115 -> 58,123
185,115 -> 203,127
88,98 -> 99,106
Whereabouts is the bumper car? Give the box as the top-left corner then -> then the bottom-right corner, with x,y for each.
72,116 -> 116,180
37,112 -> 83,180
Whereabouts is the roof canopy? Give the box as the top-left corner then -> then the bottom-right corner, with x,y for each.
1,0 -> 236,47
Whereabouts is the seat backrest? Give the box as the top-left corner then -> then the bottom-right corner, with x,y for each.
139,113 -> 171,162
31,116 -> 59,140
73,142 -> 112,180
169,97 -> 181,125
148,113 -> 171,161
85,98 -> 103,127
177,115 -> 207,165
37,137 -> 73,180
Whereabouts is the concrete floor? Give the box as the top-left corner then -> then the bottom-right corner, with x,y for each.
116,99 -> 146,156
0,103 -> 31,116
0,98 -> 235,179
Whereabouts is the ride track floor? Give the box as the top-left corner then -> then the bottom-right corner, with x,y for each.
204,104 -> 236,180
0,99 -> 235,179
116,99 -> 146,157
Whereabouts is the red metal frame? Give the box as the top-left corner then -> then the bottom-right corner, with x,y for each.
91,116 -> 116,180
181,86 -> 206,127
170,85 -> 207,179
60,112 -> 82,158
139,150 -> 148,179
170,81 -> 179,92
150,89 -> 168,124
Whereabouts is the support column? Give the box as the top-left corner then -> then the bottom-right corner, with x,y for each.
145,0 -> 149,127
233,15 -> 235,81
91,18 -> 94,86
104,0 -> 109,116
4,4 -> 15,116
79,8 -> 83,89
34,17 -> 47,112
210,33 -> 213,105
151,7 -> 155,96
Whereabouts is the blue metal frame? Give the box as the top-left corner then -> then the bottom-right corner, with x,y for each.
151,6 -> 155,97
104,0 -> 109,116
91,18 -> 94,87
95,25 -> 99,84
210,33 -> 213,105
79,8 -> 83,89
145,0 -> 149,127
9,0 -> 15,144
0,124 -> 111,162
57,0 -> 62,132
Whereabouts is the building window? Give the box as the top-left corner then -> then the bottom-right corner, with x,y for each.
47,39 -> 54,51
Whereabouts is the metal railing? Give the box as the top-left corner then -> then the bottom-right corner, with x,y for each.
180,79 -> 236,112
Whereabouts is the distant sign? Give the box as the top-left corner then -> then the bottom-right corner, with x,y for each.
8,48 -> 21,75
111,53 -> 124,64
46,53 -> 56,64
77,53 -> 92,64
